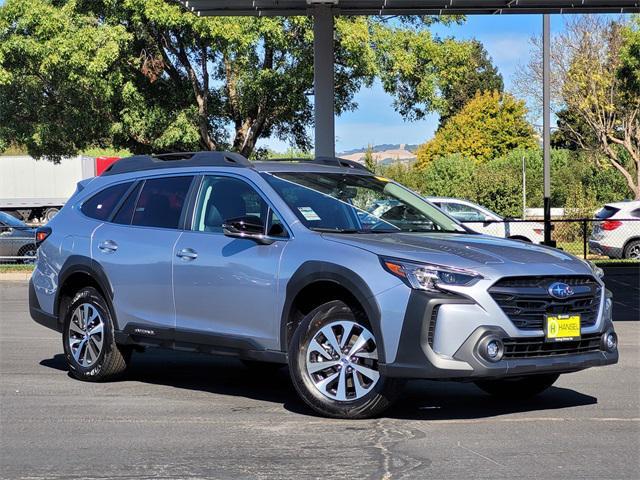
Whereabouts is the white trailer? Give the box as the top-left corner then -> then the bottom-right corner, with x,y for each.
0,155 -> 96,222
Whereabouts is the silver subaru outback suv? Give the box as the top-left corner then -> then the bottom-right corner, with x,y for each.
29,151 -> 618,418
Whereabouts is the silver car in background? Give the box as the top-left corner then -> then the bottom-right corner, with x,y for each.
589,201 -> 640,259
0,212 -> 37,263
427,197 -> 545,244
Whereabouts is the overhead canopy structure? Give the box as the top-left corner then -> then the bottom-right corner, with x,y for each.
178,0 -> 635,245
182,1 -> 640,16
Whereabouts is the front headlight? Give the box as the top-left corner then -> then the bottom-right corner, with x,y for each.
583,259 -> 604,279
381,257 -> 482,292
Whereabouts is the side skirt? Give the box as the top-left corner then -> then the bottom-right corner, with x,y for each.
115,324 -> 287,364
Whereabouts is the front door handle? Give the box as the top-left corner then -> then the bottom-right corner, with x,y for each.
98,240 -> 118,253
176,248 -> 198,261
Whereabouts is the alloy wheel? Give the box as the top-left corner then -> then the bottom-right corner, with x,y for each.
305,320 -> 380,401
68,303 -> 105,367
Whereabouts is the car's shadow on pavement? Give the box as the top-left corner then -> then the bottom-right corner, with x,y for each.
39,349 -> 597,420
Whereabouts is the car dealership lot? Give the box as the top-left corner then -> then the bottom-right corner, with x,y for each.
1,279 -> 638,480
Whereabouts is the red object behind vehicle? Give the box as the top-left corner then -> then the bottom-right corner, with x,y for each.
95,156 -> 120,176
602,220 -> 622,231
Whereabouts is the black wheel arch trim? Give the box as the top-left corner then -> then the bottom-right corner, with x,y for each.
279,261 -> 385,361
56,255 -> 118,329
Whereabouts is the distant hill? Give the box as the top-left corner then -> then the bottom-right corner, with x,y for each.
338,143 -> 417,165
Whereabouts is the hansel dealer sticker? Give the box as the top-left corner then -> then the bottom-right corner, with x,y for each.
298,207 -> 321,221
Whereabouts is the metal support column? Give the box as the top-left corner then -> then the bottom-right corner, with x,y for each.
542,14 -> 554,246
313,5 -> 335,158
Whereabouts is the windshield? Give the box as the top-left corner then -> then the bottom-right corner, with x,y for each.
0,212 -> 26,228
261,172 -> 466,233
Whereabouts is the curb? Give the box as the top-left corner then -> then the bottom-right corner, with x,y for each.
0,272 -> 32,281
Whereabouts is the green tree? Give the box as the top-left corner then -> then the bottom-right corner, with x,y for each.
416,91 -> 536,166
516,17 -> 639,199
437,40 -> 503,128
0,0 -> 490,159
363,144 -> 376,172
0,0 -> 131,158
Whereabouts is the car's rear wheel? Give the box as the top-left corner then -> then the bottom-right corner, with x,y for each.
288,300 -> 403,419
624,239 -> 640,260
474,373 -> 559,399
62,287 -> 130,381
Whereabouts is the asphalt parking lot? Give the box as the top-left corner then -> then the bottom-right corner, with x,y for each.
1,279 -> 639,480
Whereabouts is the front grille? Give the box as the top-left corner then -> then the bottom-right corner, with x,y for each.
427,306 -> 439,348
503,333 -> 602,359
489,276 -> 601,330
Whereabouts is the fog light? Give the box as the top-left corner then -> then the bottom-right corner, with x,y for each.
487,340 -> 500,359
603,331 -> 618,352
479,336 -> 503,363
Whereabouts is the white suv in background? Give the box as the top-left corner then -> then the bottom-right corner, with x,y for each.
427,197 -> 544,244
589,201 -> 640,260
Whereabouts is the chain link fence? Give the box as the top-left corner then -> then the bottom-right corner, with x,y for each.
459,218 -> 640,262
0,226 -> 37,265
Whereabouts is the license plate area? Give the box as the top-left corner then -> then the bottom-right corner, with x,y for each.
545,314 -> 581,342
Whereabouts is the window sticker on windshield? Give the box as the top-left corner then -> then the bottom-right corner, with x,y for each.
298,207 -> 321,221
375,176 -> 390,182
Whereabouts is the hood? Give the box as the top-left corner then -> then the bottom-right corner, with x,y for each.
322,232 -> 593,279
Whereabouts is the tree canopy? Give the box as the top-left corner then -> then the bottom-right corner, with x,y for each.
515,17 -> 640,199
415,90 -> 536,167
0,0 -> 497,159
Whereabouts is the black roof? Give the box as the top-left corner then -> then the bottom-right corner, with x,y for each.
181,0 -> 640,16
101,151 -> 371,176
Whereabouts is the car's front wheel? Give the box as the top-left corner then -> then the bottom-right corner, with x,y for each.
474,373 -> 559,399
288,300 -> 403,419
62,287 -> 131,381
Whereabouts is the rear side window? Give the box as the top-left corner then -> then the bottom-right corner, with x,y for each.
595,206 -> 620,219
81,182 -> 133,221
132,176 -> 193,229
112,182 -> 142,225
630,208 -> 640,219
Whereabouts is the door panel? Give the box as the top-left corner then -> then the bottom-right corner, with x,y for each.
173,175 -> 288,350
173,233 -> 285,348
90,174 -> 194,332
92,223 -> 181,330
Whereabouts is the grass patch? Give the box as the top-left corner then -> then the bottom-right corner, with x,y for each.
0,264 -> 35,272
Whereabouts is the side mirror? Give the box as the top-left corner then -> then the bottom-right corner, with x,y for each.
222,216 -> 273,245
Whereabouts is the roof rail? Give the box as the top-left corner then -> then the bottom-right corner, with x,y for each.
266,156 -> 372,172
101,151 -> 252,176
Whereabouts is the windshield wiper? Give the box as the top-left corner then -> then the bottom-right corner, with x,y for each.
310,227 -> 360,233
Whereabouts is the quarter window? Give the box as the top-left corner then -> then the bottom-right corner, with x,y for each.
131,176 -> 194,229
81,182 -> 133,221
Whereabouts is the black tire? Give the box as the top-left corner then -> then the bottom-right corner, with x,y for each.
474,373 -> 560,399
62,287 -> 131,381
624,239 -> 640,260
17,244 -> 37,264
241,359 -> 284,373
288,300 -> 403,419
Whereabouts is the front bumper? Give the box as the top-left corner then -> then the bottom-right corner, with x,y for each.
378,290 -> 618,380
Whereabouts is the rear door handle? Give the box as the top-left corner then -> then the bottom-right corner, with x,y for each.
98,240 -> 118,253
176,248 -> 198,260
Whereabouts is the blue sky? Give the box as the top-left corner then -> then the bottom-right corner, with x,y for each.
261,14 -> 623,153
262,15 -> 544,153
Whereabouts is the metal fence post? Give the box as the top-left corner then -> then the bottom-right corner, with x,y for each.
582,220 -> 588,259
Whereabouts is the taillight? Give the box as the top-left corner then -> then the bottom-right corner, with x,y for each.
533,228 -> 544,235
35,226 -> 51,245
602,220 -> 622,231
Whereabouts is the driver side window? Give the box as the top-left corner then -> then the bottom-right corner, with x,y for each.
193,176 -> 287,237
443,202 -> 486,222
